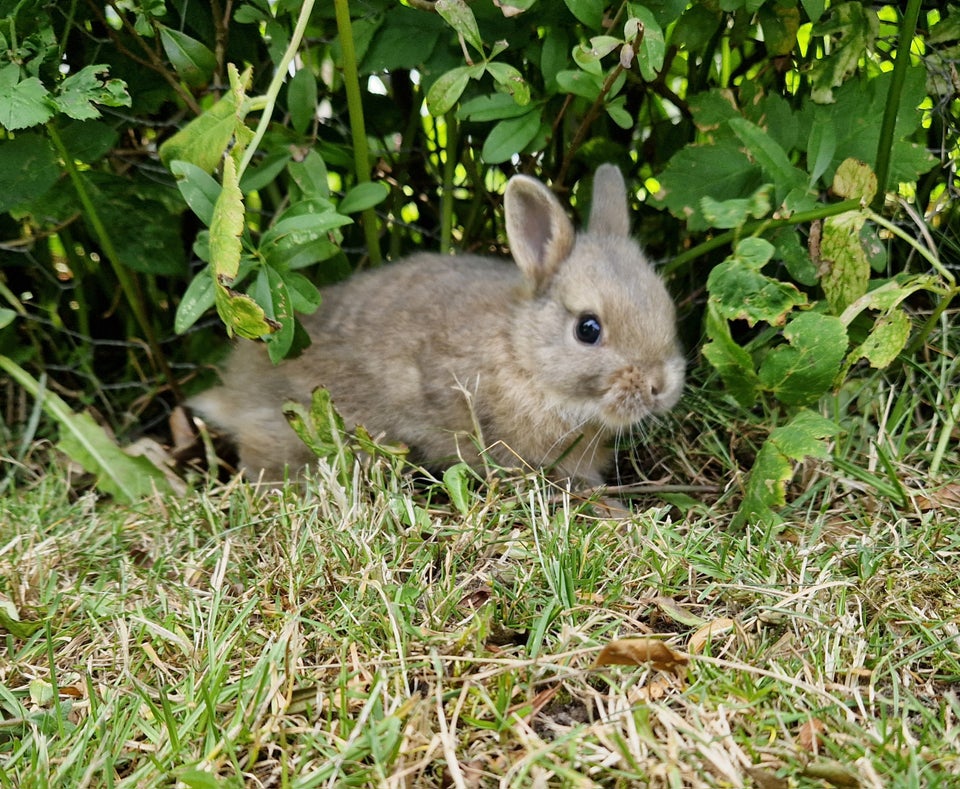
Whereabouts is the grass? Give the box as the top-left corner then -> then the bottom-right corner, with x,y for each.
2,350 -> 959,788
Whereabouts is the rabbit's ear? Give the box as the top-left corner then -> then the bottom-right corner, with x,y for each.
504,175 -> 574,289
588,164 -> 630,238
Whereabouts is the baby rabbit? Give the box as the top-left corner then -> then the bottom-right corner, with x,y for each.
189,164 -> 685,486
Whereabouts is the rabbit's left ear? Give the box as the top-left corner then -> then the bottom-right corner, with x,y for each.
504,175 -> 575,291
588,164 -> 630,238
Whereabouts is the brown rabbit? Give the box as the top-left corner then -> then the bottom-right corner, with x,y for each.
189,164 -> 685,486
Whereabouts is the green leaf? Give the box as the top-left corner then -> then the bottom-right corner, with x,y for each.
435,0 -> 484,54
626,6 -> 666,81
0,133 -> 59,213
283,387 -> 354,476
159,66 -> 252,173
253,265 -> 295,362
171,160 -> 221,226
736,410 -> 840,527
287,67 -> 318,135
0,605 -> 42,639
820,209 -> 869,314
484,61 -> 530,106
53,64 -> 130,120
700,184 -> 772,229
282,271 -> 323,314
287,150 -> 330,199
443,463 -> 474,516
701,303 -> 761,408
425,65 -> 473,116
0,309 -> 15,330
707,238 -> 806,326
175,265 -> 216,334
0,70 -> 53,130
481,110 -> 541,163
728,117 -> 807,200
806,115 -> 836,188
757,0 -> 801,56
0,356 -> 172,502
159,26 -> 217,87
554,69 -> 604,101
339,181 -> 390,214
758,312 -> 848,406
852,309 -> 911,369
458,93 -> 532,122
809,2 -> 878,104
210,156 -> 244,281
239,149 -> 291,193
563,0 -> 603,28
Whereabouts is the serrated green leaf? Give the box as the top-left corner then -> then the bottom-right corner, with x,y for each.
758,312 -> 848,405
481,110 -> 541,163
820,209 -> 869,314
210,156 -> 244,281
702,302 -> 761,408
701,185 -> 772,228
159,66 -> 251,173
159,26 -> 217,87
0,133 -> 59,213
852,309 -> 911,369
707,238 -> 806,326
729,117 -> 807,200
809,2 -> 878,103
735,410 -> 840,526
339,181 -> 390,214
0,73 -> 53,130
435,0 -> 484,53
53,64 -> 130,121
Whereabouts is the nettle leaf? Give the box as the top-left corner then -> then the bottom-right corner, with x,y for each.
729,117 -> 807,201
758,312 -> 848,406
0,70 -> 53,130
159,26 -> 217,87
820,209 -> 869,314
701,184 -> 772,228
654,140 -> 763,230
0,133 -> 59,213
53,64 -> 131,120
852,309 -> 911,369
736,410 -> 840,527
702,302 -> 760,408
809,2 -> 879,103
159,65 -> 252,173
707,238 -> 806,326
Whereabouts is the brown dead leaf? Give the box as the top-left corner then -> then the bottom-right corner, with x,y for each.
593,637 -> 688,675
797,718 -> 827,754
914,482 -> 960,512
688,617 -> 736,655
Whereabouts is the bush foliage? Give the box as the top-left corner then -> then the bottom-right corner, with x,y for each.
0,1 -> 957,513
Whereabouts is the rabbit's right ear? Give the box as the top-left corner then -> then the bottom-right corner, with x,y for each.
504,175 -> 574,290
588,163 -> 630,238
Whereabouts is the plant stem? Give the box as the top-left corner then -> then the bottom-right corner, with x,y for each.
662,199 -> 862,275
865,208 -> 954,286
440,111 -> 458,253
872,0 -> 922,209
237,0 -> 315,177
47,124 -> 182,402
334,0 -> 383,265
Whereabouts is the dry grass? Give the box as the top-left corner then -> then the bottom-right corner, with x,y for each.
2,403 -> 959,789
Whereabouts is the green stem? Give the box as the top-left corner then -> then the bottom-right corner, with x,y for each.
865,208 -> 954,286
662,199 -> 862,275
440,111 -> 458,253
334,0 -> 383,266
872,0 -> 922,209
46,123 -> 181,401
930,375 -> 960,478
237,0 -> 315,178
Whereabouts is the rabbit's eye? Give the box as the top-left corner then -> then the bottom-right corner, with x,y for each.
575,314 -> 602,345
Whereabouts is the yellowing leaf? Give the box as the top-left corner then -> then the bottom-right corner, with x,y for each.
688,617 -> 736,655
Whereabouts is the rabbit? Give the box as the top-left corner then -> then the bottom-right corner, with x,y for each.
188,164 -> 685,487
